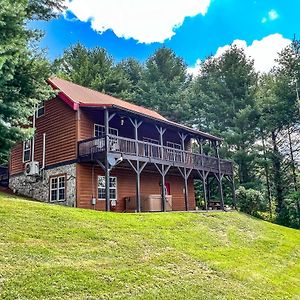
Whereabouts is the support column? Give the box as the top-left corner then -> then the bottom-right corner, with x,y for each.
128,160 -> 147,212
154,164 -> 171,212
231,176 -> 237,209
129,118 -> 142,155
161,167 -> 167,212
178,167 -> 192,211
215,141 -> 224,210
155,126 -> 166,159
178,132 -> 187,163
197,170 -> 208,210
104,108 -> 110,212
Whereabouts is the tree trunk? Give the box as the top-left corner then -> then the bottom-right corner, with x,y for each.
287,125 -> 297,192
261,133 -> 272,217
271,131 -> 285,217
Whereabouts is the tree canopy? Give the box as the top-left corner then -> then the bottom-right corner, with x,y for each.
1,3 -> 300,228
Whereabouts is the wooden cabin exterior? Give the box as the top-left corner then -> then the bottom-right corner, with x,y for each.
9,77 -> 234,212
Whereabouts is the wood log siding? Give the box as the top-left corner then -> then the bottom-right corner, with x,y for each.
76,164 -> 195,211
9,97 -> 77,175
78,135 -> 233,175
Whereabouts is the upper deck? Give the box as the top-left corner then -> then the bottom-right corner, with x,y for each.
78,135 -> 233,175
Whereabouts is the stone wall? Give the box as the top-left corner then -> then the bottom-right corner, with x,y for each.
9,163 -> 76,207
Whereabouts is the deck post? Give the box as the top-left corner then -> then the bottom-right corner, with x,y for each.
178,133 -> 187,163
197,170 -> 208,211
136,162 -> 141,212
129,118 -> 142,155
154,164 -> 171,212
127,160 -> 147,213
178,167 -> 192,211
129,118 -> 143,212
161,167 -> 166,212
104,108 -> 110,212
215,141 -> 225,210
203,172 -> 208,210
155,126 -> 166,159
231,175 -> 237,210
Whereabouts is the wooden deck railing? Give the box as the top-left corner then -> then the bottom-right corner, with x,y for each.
78,135 -> 233,174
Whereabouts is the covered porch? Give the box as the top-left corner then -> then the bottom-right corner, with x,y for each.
77,107 -> 235,212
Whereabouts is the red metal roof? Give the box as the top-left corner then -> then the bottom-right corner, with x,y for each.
48,77 -> 221,141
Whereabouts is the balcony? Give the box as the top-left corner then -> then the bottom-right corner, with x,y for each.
78,135 -> 233,175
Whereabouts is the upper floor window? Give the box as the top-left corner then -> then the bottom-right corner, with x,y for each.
23,140 -> 31,162
143,137 -> 159,144
98,176 -> 117,200
167,141 -> 182,150
94,124 -> 118,137
50,175 -> 66,202
36,101 -> 45,118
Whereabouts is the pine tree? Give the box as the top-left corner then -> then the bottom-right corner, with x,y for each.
0,0 -> 64,164
52,44 -> 134,99
135,47 -> 191,122
190,46 -> 258,186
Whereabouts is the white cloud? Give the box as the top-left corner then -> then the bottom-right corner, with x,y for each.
215,34 -> 290,73
65,0 -> 211,44
187,59 -> 201,76
268,9 -> 279,20
188,34 -> 291,75
261,9 -> 279,23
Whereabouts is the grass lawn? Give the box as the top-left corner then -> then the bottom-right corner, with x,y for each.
0,191 -> 300,299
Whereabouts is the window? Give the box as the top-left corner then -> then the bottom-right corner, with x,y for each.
50,175 -> 66,202
143,137 -> 159,144
23,140 -> 31,162
36,101 -> 45,118
98,176 -> 117,200
94,124 -> 118,137
167,141 -> 182,150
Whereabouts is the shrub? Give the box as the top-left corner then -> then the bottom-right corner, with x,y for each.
282,192 -> 300,229
236,186 -> 266,217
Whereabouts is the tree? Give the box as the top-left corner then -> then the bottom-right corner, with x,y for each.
52,44 -> 134,99
0,0 -> 64,164
116,58 -> 143,100
190,46 -> 258,186
135,47 -> 191,122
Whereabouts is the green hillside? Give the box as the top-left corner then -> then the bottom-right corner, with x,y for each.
0,192 -> 299,300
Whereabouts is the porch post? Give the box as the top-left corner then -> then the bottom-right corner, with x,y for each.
161,166 -> 167,212
129,118 -> 143,212
129,118 -> 142,155
178,132 -> 187,163
178,167 -> 192,211
136,162 -> 141,212
202,171 -> 208,211
215,141 -> 224,210
127,160 -> 147,213
154,164 -> 171,212
184,173 -> 189,211
104,108 -> 110,212
232,175 -> 237,210
155,126 -> 166,159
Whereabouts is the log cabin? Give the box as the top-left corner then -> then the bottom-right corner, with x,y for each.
9,77 -> 235,212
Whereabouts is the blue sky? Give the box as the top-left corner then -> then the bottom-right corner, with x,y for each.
32,0 -> 300,73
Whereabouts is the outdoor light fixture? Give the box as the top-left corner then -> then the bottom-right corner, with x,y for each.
120,116 -> 125,126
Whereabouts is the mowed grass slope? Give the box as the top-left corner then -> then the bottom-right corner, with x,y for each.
0,192 -> 299,300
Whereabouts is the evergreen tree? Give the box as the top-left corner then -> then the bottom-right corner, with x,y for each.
135,47 -> 191,122
0,0 -> 63,164
190,46 -> 258,186
52,44 -> 133,99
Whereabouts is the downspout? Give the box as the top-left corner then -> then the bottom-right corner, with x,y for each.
42,133 -> 46,181
31,106 -> 36,163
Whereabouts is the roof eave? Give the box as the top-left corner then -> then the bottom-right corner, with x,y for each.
79,103 -> 222,141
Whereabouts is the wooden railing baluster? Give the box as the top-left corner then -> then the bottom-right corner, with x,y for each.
77,135 -> 233,175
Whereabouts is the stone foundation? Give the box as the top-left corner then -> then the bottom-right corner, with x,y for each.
9,163 -> 76,207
